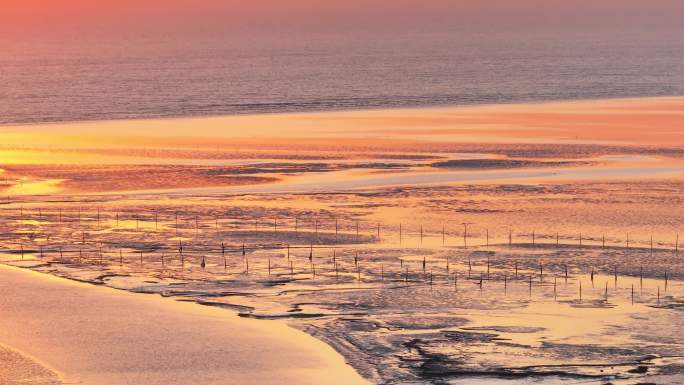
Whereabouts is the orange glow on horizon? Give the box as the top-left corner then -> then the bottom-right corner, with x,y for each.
3,0 -> 683,37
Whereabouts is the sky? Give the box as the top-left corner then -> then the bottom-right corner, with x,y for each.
3,0 -> 684,38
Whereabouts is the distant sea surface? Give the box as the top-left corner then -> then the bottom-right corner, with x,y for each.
2,32 -> 683,125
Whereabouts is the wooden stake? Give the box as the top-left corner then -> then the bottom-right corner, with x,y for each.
529,275 -> 532,295
626,232 -> 630,250
650,234 -> 653,258
222,242 -> 226,270
515,261 -> 518,279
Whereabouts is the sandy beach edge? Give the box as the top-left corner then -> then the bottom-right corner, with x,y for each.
0,263 -> 371,385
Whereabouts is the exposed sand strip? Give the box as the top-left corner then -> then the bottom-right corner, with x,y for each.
0,265 -> 368,385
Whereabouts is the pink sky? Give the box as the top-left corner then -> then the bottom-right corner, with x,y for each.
3,0 -> 684,37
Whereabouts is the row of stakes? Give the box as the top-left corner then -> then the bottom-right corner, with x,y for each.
3,208 -> 683,256
6,236 -> 673,305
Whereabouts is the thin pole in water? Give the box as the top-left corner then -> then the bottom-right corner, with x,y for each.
454,272 -> 458,292
515,261 -> 518,279
222,242 -> 226,270
650,234 -> 654,258
462,223 -> 471,249
626,232 -> 630,250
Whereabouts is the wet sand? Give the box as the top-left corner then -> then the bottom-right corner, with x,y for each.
0,96 -> 683,384
0,265 -> 368,385
1,96 -> 683,196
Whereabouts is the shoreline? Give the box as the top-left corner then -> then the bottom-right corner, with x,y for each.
0,96 -> 681,166
0,94 -> 681,129
0,264 -> 369,385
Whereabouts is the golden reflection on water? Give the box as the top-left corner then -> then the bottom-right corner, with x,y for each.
3,179 -> 64,195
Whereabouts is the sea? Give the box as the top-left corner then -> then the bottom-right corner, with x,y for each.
1,31 -> 683,125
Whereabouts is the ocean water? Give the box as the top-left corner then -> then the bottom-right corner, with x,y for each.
1,31 -> 683,125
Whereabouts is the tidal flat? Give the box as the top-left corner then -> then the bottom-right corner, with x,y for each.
0,97 -> 683,385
